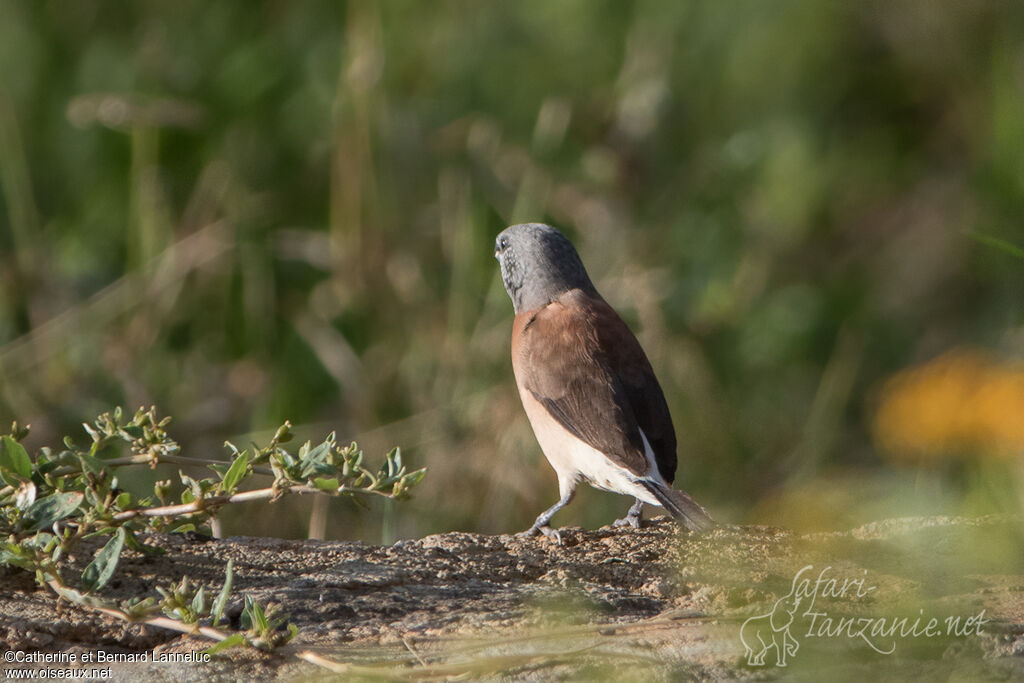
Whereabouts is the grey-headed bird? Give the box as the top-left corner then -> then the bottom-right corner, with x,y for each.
495,223 -> 714,540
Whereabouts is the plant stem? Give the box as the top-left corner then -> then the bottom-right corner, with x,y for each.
46,578 -> 230,642
110,483 -> 394,522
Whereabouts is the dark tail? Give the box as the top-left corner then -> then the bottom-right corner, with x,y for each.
640,480 -> 716,532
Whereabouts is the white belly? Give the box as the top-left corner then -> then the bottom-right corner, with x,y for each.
518,386 -> 663,505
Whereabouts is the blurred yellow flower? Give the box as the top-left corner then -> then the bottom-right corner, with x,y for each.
874,350 -> 1024,460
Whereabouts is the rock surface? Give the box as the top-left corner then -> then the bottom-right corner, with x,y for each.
1,515 -> 1022,679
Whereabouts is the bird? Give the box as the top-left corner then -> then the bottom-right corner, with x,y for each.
495,222 -> 714,541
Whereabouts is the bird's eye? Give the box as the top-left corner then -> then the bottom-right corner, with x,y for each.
496,236 -> 509,252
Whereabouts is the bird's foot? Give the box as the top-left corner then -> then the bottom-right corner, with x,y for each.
612,513 -> 642,529
516,524 -> 563,544
613,499 -> 644,529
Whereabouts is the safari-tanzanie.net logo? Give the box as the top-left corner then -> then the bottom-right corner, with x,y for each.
740,565 -> 989,667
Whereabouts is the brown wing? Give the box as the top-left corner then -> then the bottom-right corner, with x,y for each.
515,288 -> 677,482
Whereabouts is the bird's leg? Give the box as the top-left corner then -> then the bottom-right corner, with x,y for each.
613,498 -> 644,529
518,488 -> 575,544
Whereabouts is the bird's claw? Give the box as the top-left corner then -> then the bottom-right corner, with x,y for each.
612,514 -> 642,529
516,524 -> 563,544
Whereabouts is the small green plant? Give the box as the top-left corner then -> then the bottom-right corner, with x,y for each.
0,406 -> 425,652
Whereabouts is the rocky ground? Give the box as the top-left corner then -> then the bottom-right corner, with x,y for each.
2,515 -> 1023,680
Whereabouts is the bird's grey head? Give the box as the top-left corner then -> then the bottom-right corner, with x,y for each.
494,223 -> 597,313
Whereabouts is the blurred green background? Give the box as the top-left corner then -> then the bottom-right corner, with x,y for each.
1,0 -> 1022,543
